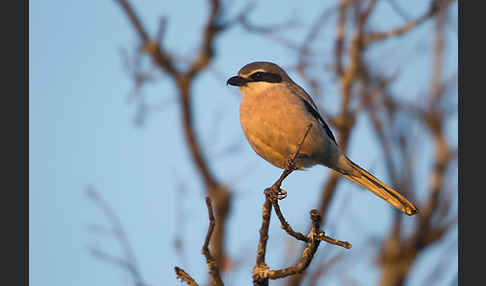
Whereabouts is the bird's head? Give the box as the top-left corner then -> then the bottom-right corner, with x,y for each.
226,61 -> 289,93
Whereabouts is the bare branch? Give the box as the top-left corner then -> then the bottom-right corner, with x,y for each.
86,187 -> 147,286
114,0 -> 177,75
113,0 -> 234,271
155,16 -> 168,45
316,232 -> 352,249
252,125 -> 350,286
253,209 -> 349,286
202,198 -> 225,286
174,267 -> 199,286
375,3 -> 457,285
386,0 -> 412,20
174,198 -> 225,286
334,0 -> 350,76
362,0 -> 455,45
255,198 -> 273,271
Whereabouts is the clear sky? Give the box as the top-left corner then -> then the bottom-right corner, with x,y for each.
30,1 -> 457,285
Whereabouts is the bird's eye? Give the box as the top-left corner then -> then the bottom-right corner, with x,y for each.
250,72 -> 264,81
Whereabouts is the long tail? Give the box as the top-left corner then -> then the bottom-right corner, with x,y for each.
341,157 -> 418,216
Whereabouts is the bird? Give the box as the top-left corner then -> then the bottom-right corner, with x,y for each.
226,61 -> 418,216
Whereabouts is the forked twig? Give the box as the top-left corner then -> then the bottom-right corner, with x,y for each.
253,124 -> 351,286
266,124 -> 350,248
174,197 -> 224,286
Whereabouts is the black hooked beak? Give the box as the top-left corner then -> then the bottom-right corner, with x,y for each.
226,76 -> 248,86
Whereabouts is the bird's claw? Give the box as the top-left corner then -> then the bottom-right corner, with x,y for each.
277,189 -> 287,200
264,187 -> 287,201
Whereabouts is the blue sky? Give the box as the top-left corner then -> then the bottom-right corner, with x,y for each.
30,1 -> 457,285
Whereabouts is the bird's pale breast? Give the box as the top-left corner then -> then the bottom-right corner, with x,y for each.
239,84 -> 337,169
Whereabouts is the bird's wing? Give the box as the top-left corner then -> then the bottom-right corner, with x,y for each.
288,82 -> 337,144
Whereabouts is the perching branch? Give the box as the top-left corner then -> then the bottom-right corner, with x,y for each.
252,124 -> 351,286
253,206 -> 350,286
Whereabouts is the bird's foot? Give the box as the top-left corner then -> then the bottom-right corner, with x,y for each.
264,185 -> 287,201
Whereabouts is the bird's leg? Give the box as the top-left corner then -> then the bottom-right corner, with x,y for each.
264,123 -> 313,201
265,166 -> 294,201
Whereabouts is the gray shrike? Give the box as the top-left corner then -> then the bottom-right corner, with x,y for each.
227,61 -> 418,216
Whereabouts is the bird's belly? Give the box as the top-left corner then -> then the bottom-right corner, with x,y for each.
239,92 -> 327,169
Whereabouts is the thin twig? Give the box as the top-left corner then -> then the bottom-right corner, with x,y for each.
86,187 -> 147,286
266,123 -> 313,198
362,0 -> 454,45
174,267 -> 199,286
202,198 -> 225,286
316,233 -> 352,249
272,201 -> 309,242
173,198 -> 225,286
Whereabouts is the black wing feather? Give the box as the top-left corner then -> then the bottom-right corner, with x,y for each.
300,99 -> 337,144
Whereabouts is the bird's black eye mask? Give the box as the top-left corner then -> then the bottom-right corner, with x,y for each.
226,71 -> 282,86
249,72 -> 282,83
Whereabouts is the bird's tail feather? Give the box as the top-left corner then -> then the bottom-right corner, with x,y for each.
342,157 -> 418,216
